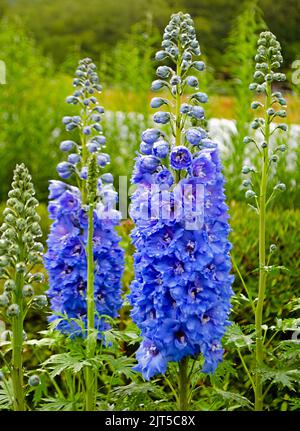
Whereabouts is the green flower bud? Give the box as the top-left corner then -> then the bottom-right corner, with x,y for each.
4,279 -> 16,292
271,154 -> 279,163
243,136 -> 253,144
22,232 -> 33,244
0,239 -> 8,249
4,213 -> 15,224
251,120 -> 260,130
242,166 -> 251,174
32,242 -> 44,253
253,71 -> 264,82
276,110 -> 286,118
7,303 -> 20,317
29,272 -> 45,283
28,375 -> 40,387
274,183 -> 286,191
249,83 -> 258,91
34,295 -> 47,307
0,293 -> 9,307
16,218 -> 26,230
277,144 -> 286,152
0,256 -> 9,267
245,190 -> 256,199
270,244 -> 277,252
278,98 -> 287,106
251,101 -> 262,109
265,73 -> 273,82
277,124 -> 287,131
242,179 -> 251,188
22,284 -> 34,298
16,262 -> 26,273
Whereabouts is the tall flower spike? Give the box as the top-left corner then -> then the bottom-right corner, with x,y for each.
0,164 -> 45,411
44,58 -> 124,338
129,12 -> 234,406
243,31 -> 287,411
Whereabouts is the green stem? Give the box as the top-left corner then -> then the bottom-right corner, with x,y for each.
254,79 -> 271,411
85,202 -> 96,411
11,270 -> 25,411
178,357 -> 189,410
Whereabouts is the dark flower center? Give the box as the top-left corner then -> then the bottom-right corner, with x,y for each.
176,330 -> 186,344
186,240 -> 195,253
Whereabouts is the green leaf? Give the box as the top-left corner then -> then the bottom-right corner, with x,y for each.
214,388 -> 253,410
101,354 -> 137,379
258,366 -> 300,390
42,352 -> 88,377
224,323 -> 254,349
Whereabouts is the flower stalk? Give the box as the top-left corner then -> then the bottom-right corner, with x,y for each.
178,357 -> 189,410
243,31 -> 287,410
0,163 -> 45,411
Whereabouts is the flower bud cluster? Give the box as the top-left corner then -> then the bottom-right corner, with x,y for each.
57,58 -> 110,191
0,164 -> 46,317
243,32 -> 288,199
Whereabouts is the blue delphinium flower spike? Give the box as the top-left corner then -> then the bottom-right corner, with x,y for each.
129,13 -> 234,379
44,58 -> 124,337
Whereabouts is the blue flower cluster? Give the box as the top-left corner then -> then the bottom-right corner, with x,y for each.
45,58 -> 124,336
129,12 -> 234,380
45,181 -> 123,336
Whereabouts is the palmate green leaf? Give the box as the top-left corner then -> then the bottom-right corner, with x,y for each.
223,323 -> 254,349
276,317 -> 300,332
113,381 -> 166,399
104,328 -> 140,346
277,340 -> 300,362
213,388 -> 253,410
0,380 -> 13,410
26,337 -> 58,348
290,298 -> 300,313
258,366 -> 300,390
39,396 -> 82,411
42,352 -> 88,377
0,388 -> 11,410
100,354 -> 137,379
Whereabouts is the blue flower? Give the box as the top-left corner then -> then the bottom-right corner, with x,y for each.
45,58 -> 124,338
192,150 -> 216,183
170,146 -> 192,170
139,155 -> 161,173
129,146 -> 234,379
153,111 -> 171,124
142,128 -> 161,144
189,106 -> 205,120
153,141 -> 169,158
60,140 -> 76,152
186,76 -> 199,88
156,168 -> 174,190
134,339 -> 167,380
140,141 -> 153,155
129,13 -> 233,380
186,127 -> 207,146
45,187 -> 124,337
